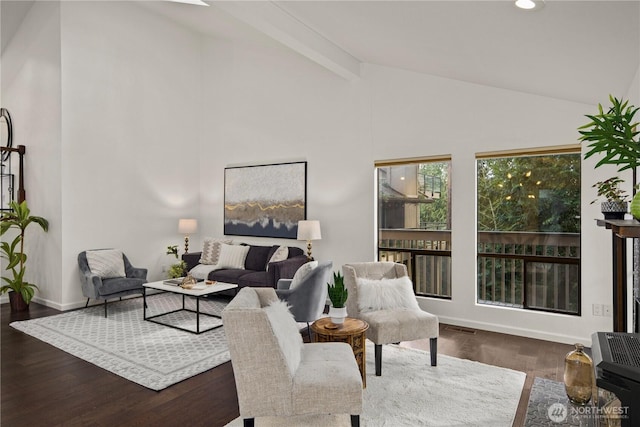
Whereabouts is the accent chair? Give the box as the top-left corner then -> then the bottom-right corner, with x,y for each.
342,261 -> 439,376
78,249 -> 147,317
222,287 -> 363,427
276,260 -> 332,336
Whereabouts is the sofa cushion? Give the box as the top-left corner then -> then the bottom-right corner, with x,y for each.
210,269 -> 252,283
290,261 -> 318,289
244,245 -> 273,271
238,271 -> 270,288
86,249 -> 126,279
266,246 -> 289,270
216,244 -> 250,269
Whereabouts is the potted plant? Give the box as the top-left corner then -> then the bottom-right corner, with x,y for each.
591,177 -> 628,219
0,201 -> 49,311
579,95 -> 640,219
327,271 -> 348,325
166,245 -> 186,279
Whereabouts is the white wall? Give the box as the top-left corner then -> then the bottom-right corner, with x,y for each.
1,1 -> 62,306
200,37 -> 618,345
57,1 -> 203,308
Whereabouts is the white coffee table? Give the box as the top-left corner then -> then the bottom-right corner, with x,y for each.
143,280 -> 238,334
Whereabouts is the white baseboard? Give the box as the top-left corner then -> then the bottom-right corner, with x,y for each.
438,315 -> 591,346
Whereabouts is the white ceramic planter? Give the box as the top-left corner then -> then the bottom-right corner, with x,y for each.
329,306 -> 347,324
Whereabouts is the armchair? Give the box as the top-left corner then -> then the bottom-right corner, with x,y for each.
342,262 -> 439,376
222,287 -> 362,427
276,260 -> 332,335
78,250 -> 147,317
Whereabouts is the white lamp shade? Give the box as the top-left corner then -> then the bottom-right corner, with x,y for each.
297,220 -> 321,241
178,219 -> 198,234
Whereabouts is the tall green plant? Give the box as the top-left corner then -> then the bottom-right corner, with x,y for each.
327,271 -> 348,308
0,201 -> 49,304
579,95 -> 640,172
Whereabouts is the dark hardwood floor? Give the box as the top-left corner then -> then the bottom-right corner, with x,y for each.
1,302 -> 574,426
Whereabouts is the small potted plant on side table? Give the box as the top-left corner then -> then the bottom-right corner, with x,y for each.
166,245 -> 186,278
592,177 -> 629,220
327,271 -> 348,325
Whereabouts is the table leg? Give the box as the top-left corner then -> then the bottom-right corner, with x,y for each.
196,297 -> 200,334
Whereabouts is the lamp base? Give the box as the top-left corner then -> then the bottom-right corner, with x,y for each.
306,240 -> 313,260
184,236 -> 190,254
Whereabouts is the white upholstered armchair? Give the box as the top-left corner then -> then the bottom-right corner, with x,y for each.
342,262 -> 439,376
222,287 -> 363,427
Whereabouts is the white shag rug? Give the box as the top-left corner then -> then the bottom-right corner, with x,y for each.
226,341 -> 526,427
10,293 -> 230,391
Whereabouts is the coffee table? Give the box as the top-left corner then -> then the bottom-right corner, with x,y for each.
143,280 -> 238,334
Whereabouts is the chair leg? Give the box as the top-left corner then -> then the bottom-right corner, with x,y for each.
243,418 -> 254,427
104,300 -> 108,318
375,344 -> 382,376
85,298 -> 90,308
430,337 -> 438,366
350,414 -> 360,427
307,322 -> 312,341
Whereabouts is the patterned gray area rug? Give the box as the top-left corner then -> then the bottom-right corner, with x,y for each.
227,342 -> 526,427
10,293 -> 230,391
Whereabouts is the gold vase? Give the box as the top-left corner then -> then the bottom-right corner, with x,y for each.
564,343 -> 594,405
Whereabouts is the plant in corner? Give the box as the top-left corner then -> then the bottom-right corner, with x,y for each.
579,95 -> 640,219
165,244 -> 186,279
327,271 -> 348,325
0,201 -> 49,311
591,177 -> 629,220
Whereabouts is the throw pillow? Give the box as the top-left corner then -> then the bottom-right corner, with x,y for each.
199,238 -> 232,265
85,249 -> 126,279
356,276 -> 420,313
215,244 -> 250,270
264,299 -> 303,375
189,264 -> 218,280
266,246 -> 289,271
289,260 -> 318,288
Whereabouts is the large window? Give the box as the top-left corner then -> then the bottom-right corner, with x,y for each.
476,150 -> 581,314
377,159 -> 451,298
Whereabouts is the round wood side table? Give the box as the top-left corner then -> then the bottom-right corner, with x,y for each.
311,317 -> 369,388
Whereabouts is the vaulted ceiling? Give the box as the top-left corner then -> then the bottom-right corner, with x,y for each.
4,1 -> 640,106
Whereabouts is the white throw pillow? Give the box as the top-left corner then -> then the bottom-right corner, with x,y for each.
189,264 -> 218,280
85,249 -> 126,279
266,246 -> 289,271
199,238 -> 232,265
264,299 -> 303,375
290,261 -> 318,289
215,244 -> 250,270
356,276 -> 420,313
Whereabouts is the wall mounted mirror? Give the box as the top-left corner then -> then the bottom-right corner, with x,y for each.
0,108 -> 13,162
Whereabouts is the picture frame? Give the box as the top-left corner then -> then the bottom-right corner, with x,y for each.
224,161 -> 307,239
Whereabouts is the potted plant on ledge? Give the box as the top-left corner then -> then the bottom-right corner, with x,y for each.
327,271 -> 348,325
0,201 -> 49,311
592,177 -> 629,220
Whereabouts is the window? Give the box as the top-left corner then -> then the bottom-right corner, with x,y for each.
377,159 -> 451,298
476,149 -> 581,314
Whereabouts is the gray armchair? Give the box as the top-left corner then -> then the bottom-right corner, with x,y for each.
78,250 -> 147,317
276,260 -> 332,335
343,262 -> 439,376
222,287 -> 362,427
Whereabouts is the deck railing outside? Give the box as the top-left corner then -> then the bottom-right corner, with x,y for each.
378,229 -> 580,314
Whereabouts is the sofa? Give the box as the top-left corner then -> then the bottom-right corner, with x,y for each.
182,243 -> 307,292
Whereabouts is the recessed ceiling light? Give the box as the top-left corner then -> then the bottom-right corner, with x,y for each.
515,0 -> 545,11
167,0 -> 209,6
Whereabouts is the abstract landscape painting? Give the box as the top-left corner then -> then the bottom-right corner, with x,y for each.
224,162 -> 306,239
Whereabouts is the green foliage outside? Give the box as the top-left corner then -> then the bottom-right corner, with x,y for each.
418,162 -> 450,230
477,154 -> 581,233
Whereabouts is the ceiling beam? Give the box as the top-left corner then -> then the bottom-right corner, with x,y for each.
213,1 -> 361,80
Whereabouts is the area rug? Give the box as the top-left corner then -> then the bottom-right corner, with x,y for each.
10,293 -> 230,391
226,342 -> 526,427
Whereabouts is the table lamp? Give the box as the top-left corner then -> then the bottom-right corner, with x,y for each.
178,218 -> 198,253
297,220 -> 321,260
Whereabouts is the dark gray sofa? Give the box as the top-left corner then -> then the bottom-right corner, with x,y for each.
182,244 -> 307,292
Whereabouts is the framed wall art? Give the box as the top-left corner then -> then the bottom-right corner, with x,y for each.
224,161 -> 307,239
